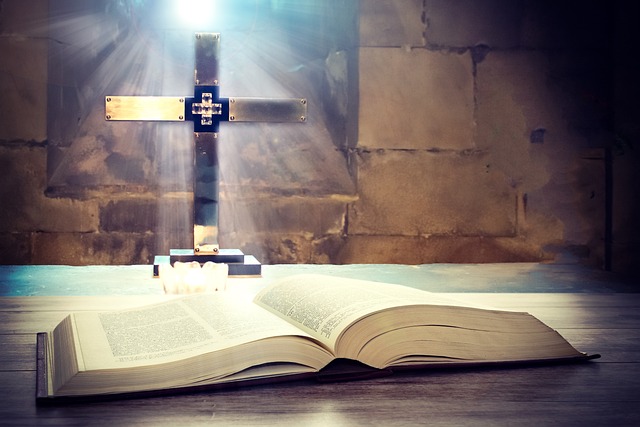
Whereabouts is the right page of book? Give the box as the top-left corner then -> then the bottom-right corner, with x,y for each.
253,274 -> 481,351
253,274 -> 583,368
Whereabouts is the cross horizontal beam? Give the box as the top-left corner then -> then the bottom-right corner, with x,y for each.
105,96 -> 306,125
228,97 -> 307,123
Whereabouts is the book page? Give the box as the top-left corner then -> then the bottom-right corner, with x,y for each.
254,274 -> 475,350
72,292 -> 318,371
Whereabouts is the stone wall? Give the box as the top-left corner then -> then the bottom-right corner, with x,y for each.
1,0 -> 637,275
340,0 -> 616,268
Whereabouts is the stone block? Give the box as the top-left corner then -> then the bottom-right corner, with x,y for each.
0,37 -> 47,142
475,51 -> 553,192
0,0 -> 49,36
613,149 -> 640,249
217,125 -> 355,197
32,232 -> 154,265
215,232 -> 316,265
334,235 -> 543,264
219,196 -> 348,239
476,51 -> 607,263
358,47 -> 474,150
476,50 -> 609,158
0,0 -> 48,142
100,199 -> 157,233
423,0 -> 523,48
311,235 -> 346,264
216,196 -> 349,264
0,145 -> 99,233
323,49 -> 352,150
154,194 -> 192,252
360,0 -> 425,47
0,233 -> 31,264
146,194 -> 349,263
154,229 -> 192,256
100,196 -> 193,235
349,150 -> 517,236
258,234 -> 314,265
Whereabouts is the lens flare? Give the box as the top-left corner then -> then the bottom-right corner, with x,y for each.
177,0 -> 219,29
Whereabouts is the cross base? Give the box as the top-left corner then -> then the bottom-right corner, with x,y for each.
153,249 -> 261,278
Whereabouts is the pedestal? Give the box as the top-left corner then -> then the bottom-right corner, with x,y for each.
153,248 -> 261,277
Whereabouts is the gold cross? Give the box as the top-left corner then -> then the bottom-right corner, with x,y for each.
105,33 -> 307,276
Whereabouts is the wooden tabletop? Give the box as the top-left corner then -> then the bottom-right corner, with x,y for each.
0,264 -> 638,426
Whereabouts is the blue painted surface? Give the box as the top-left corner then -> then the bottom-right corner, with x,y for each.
0,263 -> 635,296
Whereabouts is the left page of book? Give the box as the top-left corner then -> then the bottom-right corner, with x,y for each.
51,292 -> 334,396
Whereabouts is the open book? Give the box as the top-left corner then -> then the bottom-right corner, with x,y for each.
37,274 -> 597,401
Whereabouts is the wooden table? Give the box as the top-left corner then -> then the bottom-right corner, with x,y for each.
1,264 -> 639,425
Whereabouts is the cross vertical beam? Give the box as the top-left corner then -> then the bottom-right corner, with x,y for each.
192,33 -> 222,256
105,32 -> 307,276
193,132 -> 220,255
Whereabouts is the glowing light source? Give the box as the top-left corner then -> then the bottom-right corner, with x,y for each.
177,0 -> 219,29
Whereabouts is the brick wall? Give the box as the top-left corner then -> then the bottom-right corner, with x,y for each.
340,0 -> 613,267
1,0 -> 637,274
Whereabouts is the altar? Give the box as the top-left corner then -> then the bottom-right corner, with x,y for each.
1,263 -> 638,425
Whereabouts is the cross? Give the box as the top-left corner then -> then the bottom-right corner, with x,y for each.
104,33 -> 307,277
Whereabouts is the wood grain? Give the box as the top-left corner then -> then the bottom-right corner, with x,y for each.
0,265 -> 638,426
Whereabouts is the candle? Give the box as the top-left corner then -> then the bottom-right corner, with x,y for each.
160,261 -> 228,294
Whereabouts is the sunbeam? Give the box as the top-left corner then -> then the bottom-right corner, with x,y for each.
46,0 -> 354,262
